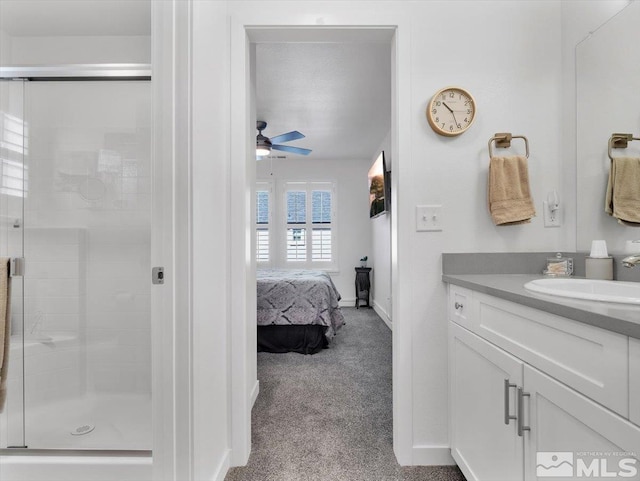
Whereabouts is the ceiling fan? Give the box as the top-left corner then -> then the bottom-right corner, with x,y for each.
256,120 -> 312,157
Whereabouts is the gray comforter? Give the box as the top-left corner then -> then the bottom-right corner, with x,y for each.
257,269 -> 345,340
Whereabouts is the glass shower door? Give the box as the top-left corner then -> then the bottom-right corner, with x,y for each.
1,78 -> 151,451
0,78 -> 26,449
20,80 -> 152,450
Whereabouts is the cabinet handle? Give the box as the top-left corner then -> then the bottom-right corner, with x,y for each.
504,379 -> 517,425
517,387 -> 531,436
454,302 -> 464,310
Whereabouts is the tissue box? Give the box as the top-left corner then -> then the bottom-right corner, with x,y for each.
585,257 -> 613,280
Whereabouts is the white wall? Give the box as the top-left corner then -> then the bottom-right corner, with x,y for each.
256,157 -> 371,303
0,29 -> 11,65
370,131 -> 392,324
191,1 -> 232,478
8,36 -> 150,65
408,0 -> 567,454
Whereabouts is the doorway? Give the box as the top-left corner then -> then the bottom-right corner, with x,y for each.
229,22 -> 413,467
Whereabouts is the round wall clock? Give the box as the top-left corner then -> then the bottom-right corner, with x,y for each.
426,86 -> 476,137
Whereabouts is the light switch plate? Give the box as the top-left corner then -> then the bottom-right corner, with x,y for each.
416,205 -> 443,231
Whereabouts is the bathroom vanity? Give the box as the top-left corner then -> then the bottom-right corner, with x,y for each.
445,274 -> 640,481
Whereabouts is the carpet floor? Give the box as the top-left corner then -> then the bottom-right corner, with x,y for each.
225,307 -> 466,481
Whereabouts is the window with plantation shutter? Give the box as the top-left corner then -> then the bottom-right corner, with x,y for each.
256,180 -> 336,270
255,183 -> 272,263
284,182 -> 335,267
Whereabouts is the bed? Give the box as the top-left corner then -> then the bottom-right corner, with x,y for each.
257,269 -> 345,354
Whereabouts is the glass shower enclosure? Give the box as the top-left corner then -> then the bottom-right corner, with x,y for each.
0,66 -> 151,451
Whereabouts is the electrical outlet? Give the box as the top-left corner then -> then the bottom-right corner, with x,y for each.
543,201 -> 561,227
416,205 -> 443,231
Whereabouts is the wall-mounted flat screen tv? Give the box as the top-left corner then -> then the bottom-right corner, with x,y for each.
368,151 -> 391,218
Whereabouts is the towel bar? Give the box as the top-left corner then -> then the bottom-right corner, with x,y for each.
488,133 -> 529,159
9,257 -> 24,277
608,133 -> 640,161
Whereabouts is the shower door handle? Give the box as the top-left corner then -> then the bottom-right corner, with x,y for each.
10,257 -> 24,277
152,266 -> 165,285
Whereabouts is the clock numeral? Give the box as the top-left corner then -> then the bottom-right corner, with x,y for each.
441,123 -> 445,128
449,92 -> 454,98
467,109 -> 472,114
457,124 -> 461,129
435,117 -> 439,122
432,108 -> 437,114
450,125 -> 454,131
464,118 -> 468,123
436,101 -> 441,106
464,100 -> 470,106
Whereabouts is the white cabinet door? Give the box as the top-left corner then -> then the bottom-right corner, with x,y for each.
450,322 -> 524,481
523,365 -> 640,480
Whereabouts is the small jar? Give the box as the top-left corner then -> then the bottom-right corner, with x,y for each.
544,253 -> 573,277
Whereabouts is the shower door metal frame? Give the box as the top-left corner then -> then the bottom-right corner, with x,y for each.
0,64 -> 151,81
0,78 -> 27,449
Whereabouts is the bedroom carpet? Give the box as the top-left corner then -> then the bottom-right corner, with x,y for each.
225,307 -> 466,481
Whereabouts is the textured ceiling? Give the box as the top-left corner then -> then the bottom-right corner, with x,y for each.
0,0 -> 151,37
255,42 -> 391,162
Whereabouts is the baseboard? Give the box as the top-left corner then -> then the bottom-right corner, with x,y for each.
412,445 -> 456,466
373,301 -> 392,330
338,297 -> 356,307
250,380 -> 259,409
213,449 -> 231,481
0,455 -> 152,481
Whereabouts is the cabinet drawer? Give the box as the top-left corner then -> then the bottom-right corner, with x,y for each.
631,338 -> 640,426
473,292 -> 628,417
449,285 -> 474,330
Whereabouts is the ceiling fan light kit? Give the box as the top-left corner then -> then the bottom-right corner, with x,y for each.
256,132 -> 272,156
256,120 -> 312,158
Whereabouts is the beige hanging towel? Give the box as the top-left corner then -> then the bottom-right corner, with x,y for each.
605,157 -> 640,227
0,258 -> 11,412
488,156 -> 536,225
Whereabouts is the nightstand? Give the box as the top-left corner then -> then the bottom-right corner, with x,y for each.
354,267 -> 372,309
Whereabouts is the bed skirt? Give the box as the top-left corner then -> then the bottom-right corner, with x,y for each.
257,325 -> 328,355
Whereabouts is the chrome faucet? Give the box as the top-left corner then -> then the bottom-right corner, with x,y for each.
622,254 -> 640,268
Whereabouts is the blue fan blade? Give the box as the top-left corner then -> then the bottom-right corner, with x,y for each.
269,130 -> 305,144
272,144 -> 312,155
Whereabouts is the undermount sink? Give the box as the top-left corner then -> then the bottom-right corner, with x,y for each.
524,278 -> 640,305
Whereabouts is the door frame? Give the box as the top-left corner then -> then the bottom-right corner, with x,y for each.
151,2 -> 192,480
228,7 -> 414,466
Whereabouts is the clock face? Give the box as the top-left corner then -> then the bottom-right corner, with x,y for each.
427,87 -> 476,137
